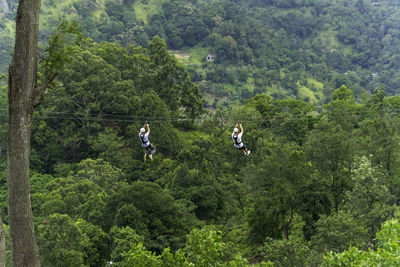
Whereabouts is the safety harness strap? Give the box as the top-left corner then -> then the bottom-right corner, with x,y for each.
233,135 -> 242,146
139,134 -> 148,145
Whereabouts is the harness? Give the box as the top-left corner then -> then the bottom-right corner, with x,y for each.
233,135 -> 242,146
139,134 -> 149,146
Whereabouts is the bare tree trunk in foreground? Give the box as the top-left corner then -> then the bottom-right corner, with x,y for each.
0,208 -> 6,267
7,0 -> 55,266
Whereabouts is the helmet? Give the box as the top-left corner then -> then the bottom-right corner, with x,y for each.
233,127 -> 239,133
140,128 -> 145,133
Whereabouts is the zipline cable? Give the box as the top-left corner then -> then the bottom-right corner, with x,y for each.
0,106 -> 399,123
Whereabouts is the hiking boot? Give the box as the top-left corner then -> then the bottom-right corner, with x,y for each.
247,150 -> 251,156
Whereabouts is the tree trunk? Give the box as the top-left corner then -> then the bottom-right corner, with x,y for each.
282,207 -> 294,240
7,0 -> 42,266
0,208 -> 6,267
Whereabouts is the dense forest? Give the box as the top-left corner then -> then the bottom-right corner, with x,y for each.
3,0 -> 400,104
2,0 -> 400,266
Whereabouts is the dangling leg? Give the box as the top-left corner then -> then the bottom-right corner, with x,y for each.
148,144 -> 156,160
242,144 -> 250,156
151,143 -> 156,154
144,147 -> 147,161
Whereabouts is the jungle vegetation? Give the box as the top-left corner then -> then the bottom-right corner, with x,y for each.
1,0 -> 400,266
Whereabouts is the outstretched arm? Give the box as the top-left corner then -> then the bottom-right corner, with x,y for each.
144,123 -> 150,135
233,122 -> 239,134
239,123 -> 243,134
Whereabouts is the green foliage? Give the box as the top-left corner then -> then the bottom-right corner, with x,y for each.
305,118 -> 354,212
22,49 -> 400,266
4,2 -> 400,265
75,158 -> 125,194
270,99 -> 315,145
245,94 -> 273,120
122,242 -> 163,267
184,227 -> 225,266
261,235 -> 321,267
104,181 -> 199,252
311,211 -> 369,253
76,219 -> 109,267
26,83 -> 400,265
343,157 -> 396,239
89,128 -> 133,169
110,226 -> 144,264
30,172 -> 56,218
32,36 -> 203,170
6,0 -> 400,103
246,141 -> 311,242
167,140 -> 226,222
36,214 -> 109,267
40,20 -> 82,76
119,226 -> 249,267
332,85 -> 355,102
146,36 -> 203,118
297,177 -> 331,241
323,219 -> 400,266
37,214 -> 86,267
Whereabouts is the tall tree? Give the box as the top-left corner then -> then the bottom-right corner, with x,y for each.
0,208 -> 5,267
7,0 -> 42,265
7,0 -> 59,265
245,142 -> 310,242
305,120 -> 354,212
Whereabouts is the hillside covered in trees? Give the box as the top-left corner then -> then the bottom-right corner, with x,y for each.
2,0 -> 400,266
3,0 -> 400,105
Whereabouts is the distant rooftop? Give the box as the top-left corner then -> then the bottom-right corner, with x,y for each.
206,54 -> 215,62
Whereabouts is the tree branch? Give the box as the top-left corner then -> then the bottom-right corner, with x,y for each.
32,72 -> 58,108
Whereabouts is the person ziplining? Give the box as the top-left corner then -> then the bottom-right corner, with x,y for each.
232,122 -> 250,156
139,121 -> 156,161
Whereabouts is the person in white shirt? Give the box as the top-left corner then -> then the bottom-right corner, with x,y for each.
139,122 -> 156,161
232,122 -> 250,156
